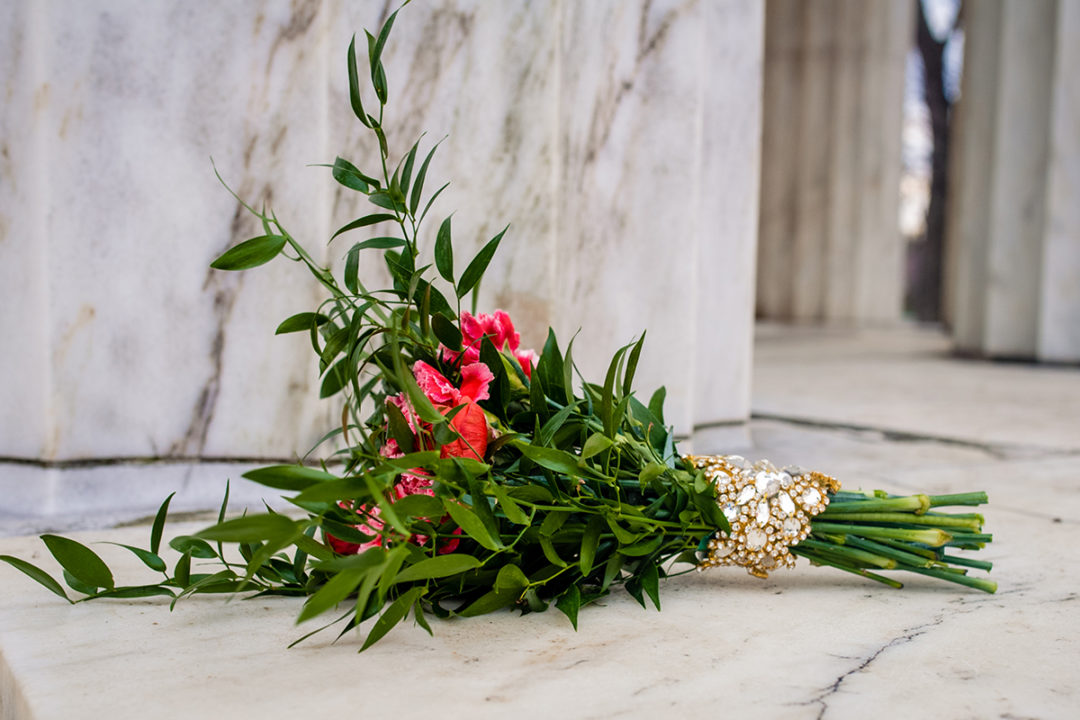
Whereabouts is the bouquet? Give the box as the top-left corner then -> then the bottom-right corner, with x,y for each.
1,5 -> 993,652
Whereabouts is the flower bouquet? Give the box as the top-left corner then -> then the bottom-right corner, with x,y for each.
1,5 -> 994,651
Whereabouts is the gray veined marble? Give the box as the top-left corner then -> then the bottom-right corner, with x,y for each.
0,0 -> 763,494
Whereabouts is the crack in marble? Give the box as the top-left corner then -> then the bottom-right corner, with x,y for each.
805,615 -> 945,719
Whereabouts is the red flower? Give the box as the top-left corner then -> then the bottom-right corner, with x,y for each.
412,360 -> 492,461
325,360 -> 493,555
441,310 -> 539,378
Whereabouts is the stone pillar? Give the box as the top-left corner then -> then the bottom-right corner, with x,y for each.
946,0 -> 1079,362
756,0 -> 912,324
0,0 -> 764,527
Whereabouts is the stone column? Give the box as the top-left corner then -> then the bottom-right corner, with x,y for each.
0,0 -> 764,527
756,0 -> 912,324
946,0 -> 1079,362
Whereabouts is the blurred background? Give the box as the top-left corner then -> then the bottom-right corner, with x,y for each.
1,0 -> 1077,533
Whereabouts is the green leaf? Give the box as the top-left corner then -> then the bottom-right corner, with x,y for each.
514,441 -> 582,476
600,345 -> 629,438
442,499 -> 502,551
368,190 -> 406,213
459,587 -> 517,617
41,535 -> 114,591
63,569 -> 99,595
539,535 -> 568,567
390,494 -> 445,519
491,485 -> 529,525
298,564 -> 370,624
400,137 -> 421,198
431,313 -> 462,351
320,356 -> 350,398
196,514 -> 299,543
623,332 -> 646,396
581,432 -> 614,460
350,236 -> 407,251
330,213 -> 397,242
395,554 -> 482,583
243,465 -> 338,491
173,552 -> 191,588
377,450 -> 441,471
419,181 -> 450,227
361,587 -> 425,652
456,225 -> 508,299
495,563 -> 530,594
619,534 -> 663,557
648,386 -> 667,425
345,244 -> 361,294
532,330 -> 563,395
332,156 -> 374,191
210,234 -> 287,271
409,138 -> 443,215
93,585 -> 177,600
638,462 -> 667,488
103,543 -> 167,573
604,516 -> 640,545
150,491 -> 175,556
641,562 -> 661,610
579,516 -> 603,576
435,216 -> 454,283
555,584 -> 581,630
168,535 -> 218,559
385,401 -> 416,454
276,312 -> 330,335
540,511 -> 569,537
346,36 -> 372,127
0,555 -> 71,602
369,10 -> 399,90
413,596 -> 433,636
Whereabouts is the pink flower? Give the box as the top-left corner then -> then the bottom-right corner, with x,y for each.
441,310 -> 539,378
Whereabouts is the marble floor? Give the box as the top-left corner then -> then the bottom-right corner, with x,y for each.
1,324 -> 1078,719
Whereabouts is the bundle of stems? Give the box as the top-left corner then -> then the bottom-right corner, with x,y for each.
800,490 -> 994,593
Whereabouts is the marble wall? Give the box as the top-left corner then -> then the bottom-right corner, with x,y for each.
0,0 -> 764,525
946,0 -> 1080,362
756,0 -> 911,324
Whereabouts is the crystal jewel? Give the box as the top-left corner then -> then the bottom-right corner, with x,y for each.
746,528 -> 767,551
714,541 -> 735,557
756,501 -> 771,526
783,517 -> 801,537
779,472 -> 793,489
778,492 -> 795,516
802,487 -> 822,506
726,455 -> 751,470
722,502 -> 738,522
736,486 -> 756,504
755,471 -> 780,498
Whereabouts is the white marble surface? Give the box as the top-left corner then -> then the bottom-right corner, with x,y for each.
1,417 -> 1076,719
0,0 -> 763,492
753,323 -> 1080,452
